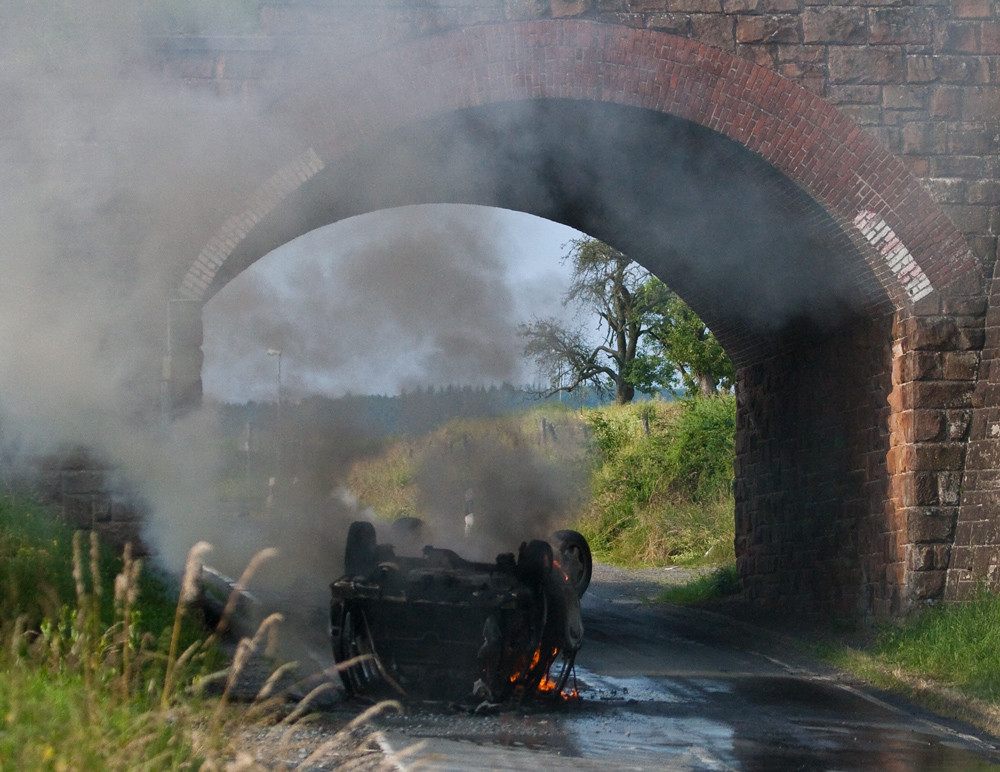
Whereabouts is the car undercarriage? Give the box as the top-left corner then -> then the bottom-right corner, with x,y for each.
330,520 -> 592,704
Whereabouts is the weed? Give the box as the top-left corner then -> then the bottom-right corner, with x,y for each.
656,564 -> 740,605
579,397 -> 736,567
870,589 -> 1000,702
0,498 -> 402,770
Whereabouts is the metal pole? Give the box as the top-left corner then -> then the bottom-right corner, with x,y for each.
267,349 -> 282,481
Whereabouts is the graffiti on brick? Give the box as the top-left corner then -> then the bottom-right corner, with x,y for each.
853,210 -> 933,302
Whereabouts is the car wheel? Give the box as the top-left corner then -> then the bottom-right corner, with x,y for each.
518,539 -> 554,585
344,520 -> 377,578
554,529 -> 592,598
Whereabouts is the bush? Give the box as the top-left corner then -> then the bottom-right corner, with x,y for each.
578,396 -> 736,567
662,396 -> 736,502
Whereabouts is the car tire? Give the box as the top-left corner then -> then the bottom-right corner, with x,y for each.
518,539 -> 554,585
344,520 -> 378,578
554,529 -> 592,598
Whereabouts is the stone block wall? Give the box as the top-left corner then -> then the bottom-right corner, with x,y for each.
948,256 -> 1000,598
734,271 -> 987,616
891,278 -> 986,607
29,449 -> 147,553
735,313 -> 894,617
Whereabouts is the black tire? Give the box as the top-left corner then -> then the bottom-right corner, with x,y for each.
344,520 -> 377,578
554,529 -> 592,598
518,539 -> 554,585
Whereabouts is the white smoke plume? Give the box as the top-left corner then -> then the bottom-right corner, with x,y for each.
202,205 -> 576,402
0,1 -> 877,672
0,2 -> 586,673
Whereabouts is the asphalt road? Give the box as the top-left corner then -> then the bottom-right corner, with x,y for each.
366,564 -> 1000,771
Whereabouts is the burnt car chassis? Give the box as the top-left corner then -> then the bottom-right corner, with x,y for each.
330,521 -> 592,703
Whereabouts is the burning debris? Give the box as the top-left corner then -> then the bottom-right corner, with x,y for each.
330,520 -> 592,706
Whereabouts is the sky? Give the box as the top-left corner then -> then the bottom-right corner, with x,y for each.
202,204 -> 583,403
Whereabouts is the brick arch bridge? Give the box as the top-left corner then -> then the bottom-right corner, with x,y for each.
153,7 -> 999,619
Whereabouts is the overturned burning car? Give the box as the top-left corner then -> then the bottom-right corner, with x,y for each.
329,519 -> 592,703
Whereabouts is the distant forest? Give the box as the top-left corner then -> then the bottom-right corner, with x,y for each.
211,383 -> 620,443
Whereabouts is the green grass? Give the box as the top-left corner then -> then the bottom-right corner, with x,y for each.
0,495 -> 271,769
0,496 -> 188,642
656,564 -> 740,605
0,667 -> 205,770
576,495 -> 735,567
577,396 -> 736,568
0,493 -> 413,770
0,497 -> 79,629
829,589 -> 1000,703
345,397 -> 737,570
0,497 -> 212,769
346,403 -> 591,523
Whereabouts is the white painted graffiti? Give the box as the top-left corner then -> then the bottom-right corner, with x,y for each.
853,210 -> 933,302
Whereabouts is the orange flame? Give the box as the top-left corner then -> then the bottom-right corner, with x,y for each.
508,644 -> 578,700
502,556 -> 579,701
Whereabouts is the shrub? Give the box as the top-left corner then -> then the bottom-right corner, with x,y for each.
578,396 -> 736,567
662,396 -> 736,502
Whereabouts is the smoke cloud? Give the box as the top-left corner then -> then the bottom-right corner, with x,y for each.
0,0 -> 879,672
202,205 -> 576,402
0,2 -> 588,671
411,434 -> 586,562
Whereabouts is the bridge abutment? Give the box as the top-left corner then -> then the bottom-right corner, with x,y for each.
164,299 -> 204,419
888,280 -> 985,610
948,258 -> 1000,600
735,273 -> 989,617
735,314 -> 894,617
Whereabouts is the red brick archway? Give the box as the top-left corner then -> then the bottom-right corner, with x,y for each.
179,21 -> 980,311
173,20 -> 986,617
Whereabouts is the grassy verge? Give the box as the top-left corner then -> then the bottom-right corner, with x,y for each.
345,397 -> 737,570
575,397 -> 736,568
0,497 -> 212,768
0,494 -> 390,770
655,564 -> 740,605
346,403 -> 591,522
657,558 -> 1000,736
802,590 -> 1000,735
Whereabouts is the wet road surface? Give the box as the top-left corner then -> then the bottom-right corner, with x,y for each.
369,564 -> 1000,771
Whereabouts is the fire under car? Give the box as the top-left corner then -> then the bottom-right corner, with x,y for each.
329,519 -> 593,703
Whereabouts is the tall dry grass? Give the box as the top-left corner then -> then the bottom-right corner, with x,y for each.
0,502 -> 405,770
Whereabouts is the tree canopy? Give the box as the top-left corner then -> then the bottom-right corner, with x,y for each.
521,237 -> 733,403
636,283 -> 735,397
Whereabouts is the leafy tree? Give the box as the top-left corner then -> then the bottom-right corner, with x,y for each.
522,238 -> 734,402
521,238 -> 655,405
640,282 -> 735,397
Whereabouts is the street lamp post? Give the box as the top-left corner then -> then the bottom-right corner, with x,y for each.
267,348 -> 282,482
